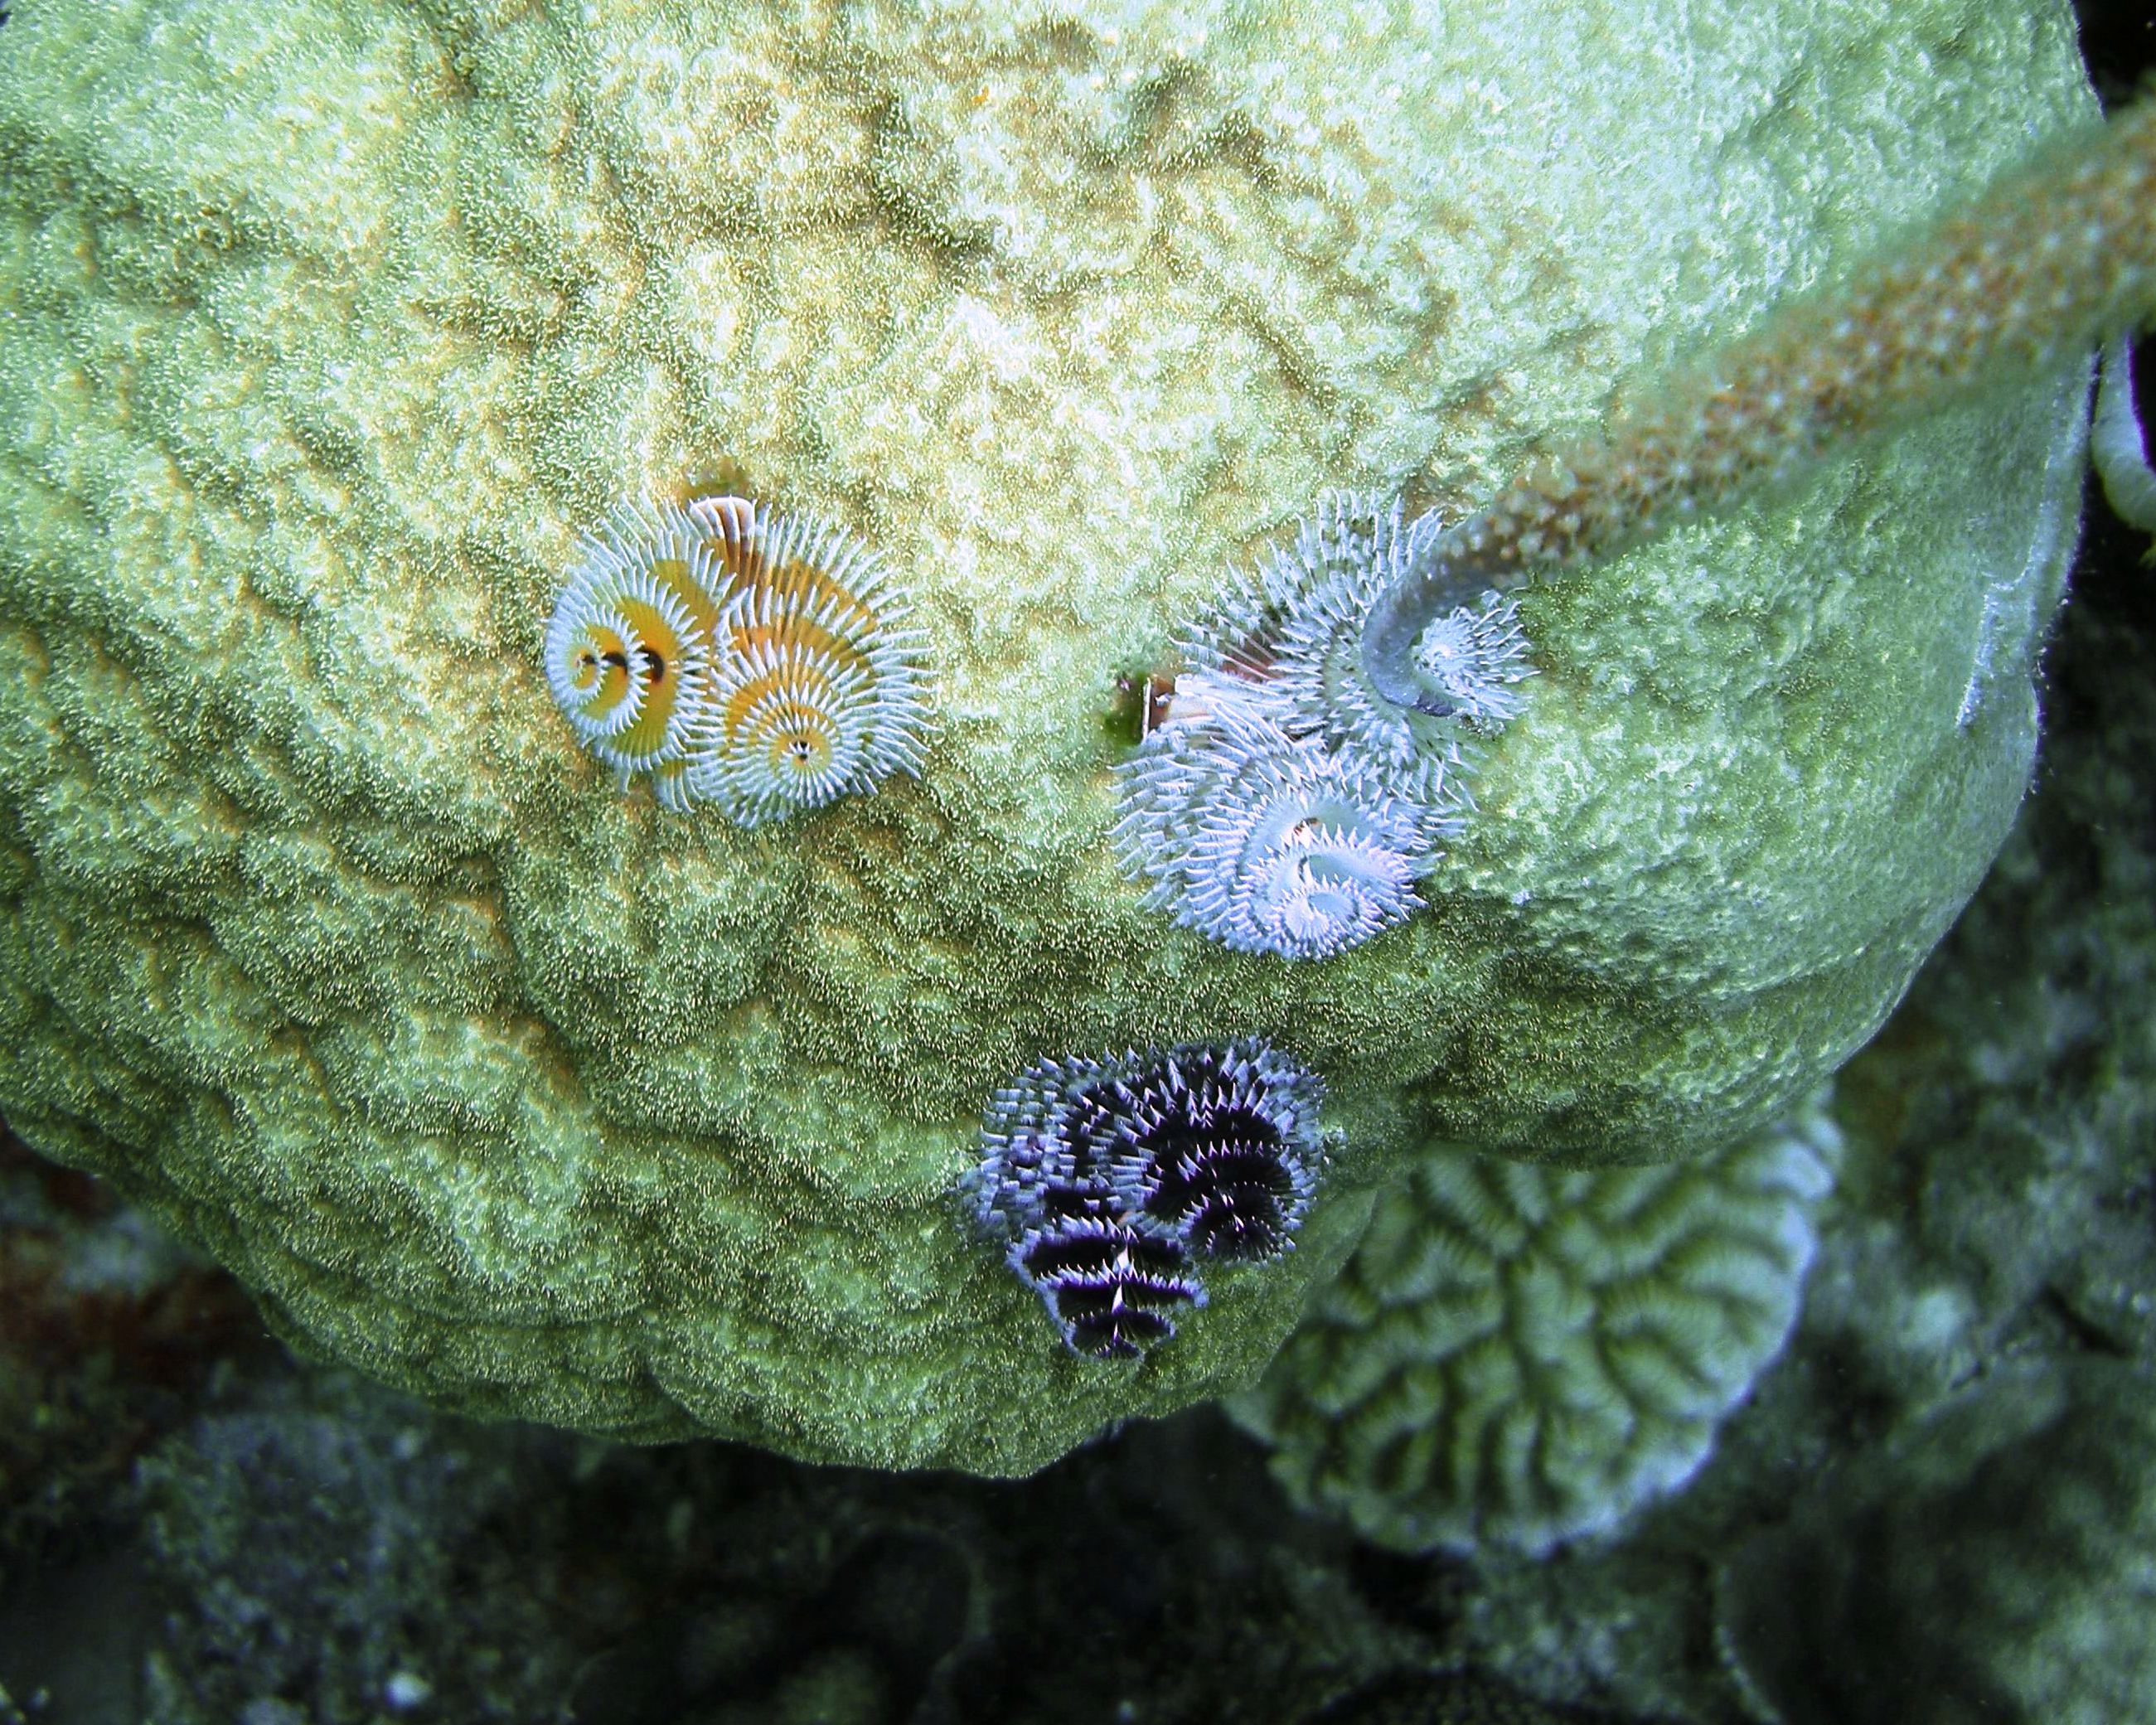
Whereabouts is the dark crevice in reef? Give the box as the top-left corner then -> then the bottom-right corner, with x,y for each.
2076,0 -> 2156,109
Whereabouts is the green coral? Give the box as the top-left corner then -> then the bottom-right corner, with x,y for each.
1232,1101 -> 1839,1554
0,0 -> 2096,1468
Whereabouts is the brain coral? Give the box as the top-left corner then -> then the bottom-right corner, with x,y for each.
0,0 -> 2096,1468
1231,1101 -> 1839,1554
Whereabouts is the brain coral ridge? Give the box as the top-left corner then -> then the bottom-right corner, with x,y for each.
1233,1099 -> 1841,1555
0,0 -> 2100,1466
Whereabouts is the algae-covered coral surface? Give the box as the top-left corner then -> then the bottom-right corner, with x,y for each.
0,0 -> 2095,1469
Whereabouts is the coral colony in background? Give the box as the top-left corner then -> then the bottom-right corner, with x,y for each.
1231,1099 -> 1840,1556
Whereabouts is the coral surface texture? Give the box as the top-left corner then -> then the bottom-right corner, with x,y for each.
0,0 -> 2094,1467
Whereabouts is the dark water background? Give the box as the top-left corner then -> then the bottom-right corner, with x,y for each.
2,5 -> 2153,1723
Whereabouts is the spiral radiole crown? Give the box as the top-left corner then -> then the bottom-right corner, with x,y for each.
543,503 -> 725,778
1112,492 -> 1534,960
542,493 -> 932,824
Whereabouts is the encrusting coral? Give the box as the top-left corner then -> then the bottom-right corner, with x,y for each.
1232,1099 -> 1840,1556
0,0 -> 2111,1466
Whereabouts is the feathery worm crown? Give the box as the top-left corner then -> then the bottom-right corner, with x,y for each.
1265,495 -> 1529,775
683,496 -> 932,827
542,494 -> 931,825
1114,704 -> 1441,961
1112,492 -> 1530,961
968,1039 -> 1325,1359
542,502 -> 726,779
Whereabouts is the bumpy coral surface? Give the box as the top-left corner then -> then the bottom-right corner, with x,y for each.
1233,1103 -> 1839,1554
0,0 -> 2094,1466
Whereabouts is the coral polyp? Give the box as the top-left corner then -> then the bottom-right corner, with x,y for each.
968,1039 -> 1325,1358
542,503 -> 725,783
683,497 -> 932,827
1115,705 -> 1440,961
